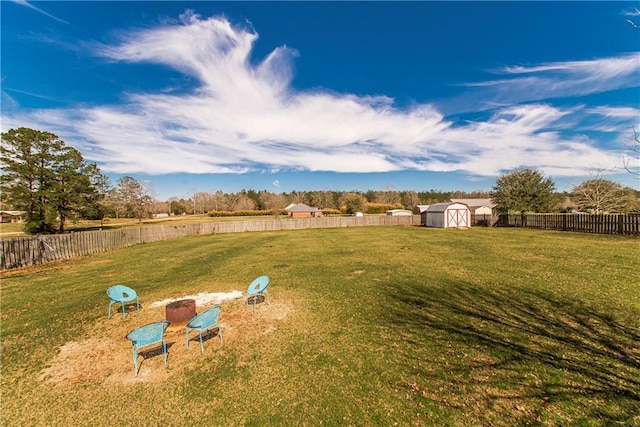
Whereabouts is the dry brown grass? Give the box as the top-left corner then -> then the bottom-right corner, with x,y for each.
38,296 -> 295,385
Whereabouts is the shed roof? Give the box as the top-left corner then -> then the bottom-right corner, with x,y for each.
450,198 -> 495,208
426,202 -> 470,212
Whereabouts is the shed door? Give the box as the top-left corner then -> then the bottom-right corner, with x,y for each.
446,208 -> 469,228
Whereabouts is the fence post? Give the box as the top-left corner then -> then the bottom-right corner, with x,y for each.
618,214 -> 623,235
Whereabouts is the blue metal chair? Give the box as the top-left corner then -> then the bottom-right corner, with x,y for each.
185,305 -> 223,354
107,284 -> 140,318
126,320 -> 170,376
245,275 -> 270,310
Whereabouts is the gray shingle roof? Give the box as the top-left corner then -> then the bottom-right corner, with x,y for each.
286,203 -> 318,212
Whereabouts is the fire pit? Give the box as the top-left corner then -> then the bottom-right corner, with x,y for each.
166,299 -> 196,327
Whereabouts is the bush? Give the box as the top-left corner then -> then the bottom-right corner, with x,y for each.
208,210 -> 287,217
208,210 -> 277,217
321,208 -> 342,216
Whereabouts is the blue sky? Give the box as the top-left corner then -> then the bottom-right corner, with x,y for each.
2,1 -> 639,200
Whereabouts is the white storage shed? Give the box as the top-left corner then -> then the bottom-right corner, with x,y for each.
424,202 -> 471,228
450,198 -> 496,225
386,209 -> 413,216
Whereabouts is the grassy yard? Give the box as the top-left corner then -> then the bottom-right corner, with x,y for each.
1,227 -> 638,426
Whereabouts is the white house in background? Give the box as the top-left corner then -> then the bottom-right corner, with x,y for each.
424,202 -> 471,228
386,209 -> 413,216
450,198 -> 496,225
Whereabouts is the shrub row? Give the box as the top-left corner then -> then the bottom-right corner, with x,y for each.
208,210 -> 283,217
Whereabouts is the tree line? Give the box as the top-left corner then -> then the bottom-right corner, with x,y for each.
162,188 -> 494,217
2,127 -> 638,235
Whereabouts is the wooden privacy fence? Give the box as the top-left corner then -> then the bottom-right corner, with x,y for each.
497,213 -> 640,235
1,215 -> 420,271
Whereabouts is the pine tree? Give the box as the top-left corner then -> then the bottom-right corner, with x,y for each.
1,127 -> 107,233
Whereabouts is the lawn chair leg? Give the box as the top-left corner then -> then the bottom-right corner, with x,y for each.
132,346 -> 139,376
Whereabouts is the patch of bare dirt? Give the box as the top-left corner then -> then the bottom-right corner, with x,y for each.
38,296 -> 294,386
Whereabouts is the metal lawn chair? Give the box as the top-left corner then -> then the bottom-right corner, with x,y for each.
185,305 -> 223,354
126,320 -> 170,376
107,284 -> 140,318
245,275 -> 270,310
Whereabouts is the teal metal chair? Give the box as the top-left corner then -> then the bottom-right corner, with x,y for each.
185,305 -> 223,354
107,284 -> 140,318
126,320 -> 170,376
245,275 -> 270,310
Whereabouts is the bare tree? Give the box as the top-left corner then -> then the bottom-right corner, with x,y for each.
234,193 -> 256,211
287,191 -> 306,204
260,192 -> 287,212
309,190 -> 334,209
400,190 -> 420,209
224,192 -> 241,211
376,184 -> 400,204
211,190 -> 226,211
623,127 -> 639,176
192,192 -> 210,214
570,170 -> 630,213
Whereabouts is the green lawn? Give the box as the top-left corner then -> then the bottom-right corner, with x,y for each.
1,227 -> 638,426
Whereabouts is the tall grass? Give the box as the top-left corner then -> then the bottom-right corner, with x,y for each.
1,227 -> 638,426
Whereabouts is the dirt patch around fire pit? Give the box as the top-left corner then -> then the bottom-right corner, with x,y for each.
38,292 -> 294,385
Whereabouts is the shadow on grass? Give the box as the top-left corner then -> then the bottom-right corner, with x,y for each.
246,295 -> 267,307
384,280 -> 640,422
112,302 -> 142,318
186,328 -> 222,347
138,342 -> 174,360
134,342 -> 174,374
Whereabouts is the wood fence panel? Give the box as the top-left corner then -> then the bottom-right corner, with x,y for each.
0,214 -> 419,271
498,213 -> 640,236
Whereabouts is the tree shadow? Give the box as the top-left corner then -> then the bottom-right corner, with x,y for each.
383,279 -> 640,423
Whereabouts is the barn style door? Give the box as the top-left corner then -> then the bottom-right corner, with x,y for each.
446,208 -> 469,228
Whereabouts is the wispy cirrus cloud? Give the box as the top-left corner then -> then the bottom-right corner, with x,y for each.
588,106 -> 640,120
11,0 -> 68,24
1,11 -> 632,180
449,54 -> 640,113
622,6 -> 640,16
582,106 -> 640,132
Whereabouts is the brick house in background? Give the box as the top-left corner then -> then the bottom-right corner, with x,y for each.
0,211 -> 26,223
286,203 -> 323,218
